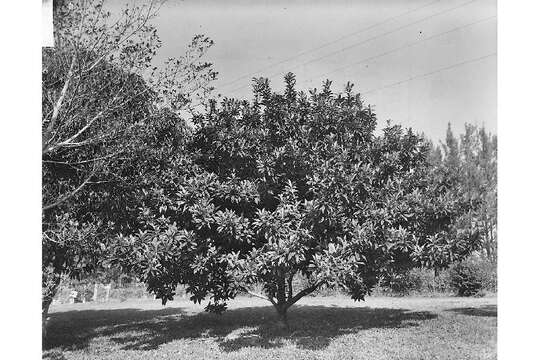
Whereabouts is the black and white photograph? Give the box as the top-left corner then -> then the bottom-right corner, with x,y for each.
39,1 -> 498,359
11,0 -> 540,359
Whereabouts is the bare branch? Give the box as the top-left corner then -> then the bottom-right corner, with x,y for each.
56,134 -> 109,149
60,110 -> 105,145
287,281 -> 322,306
73,151 -> 124,165
43,56 -> 77,151
43,169 -> 96,212
46,81 -> 152,154
287,273 -> 294,301
43,151 -> 123,167
84,2 -> 159,74
244,289 -> 277,306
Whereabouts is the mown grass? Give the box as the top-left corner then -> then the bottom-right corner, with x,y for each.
43,295 -> 496,360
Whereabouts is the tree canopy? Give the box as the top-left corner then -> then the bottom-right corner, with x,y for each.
115,75 -> 482,325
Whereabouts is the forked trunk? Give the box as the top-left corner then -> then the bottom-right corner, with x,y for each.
270,280 -> 321,329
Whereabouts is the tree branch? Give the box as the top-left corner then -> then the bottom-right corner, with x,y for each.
43,56 -> 77,152
287,281 -> 322,307
57,109 -> 105,146
287,272 -> 294,302
84,2 -> 158,74
43,169 -> 96,212
244,289 -> 277,306
44,151 -> 123,167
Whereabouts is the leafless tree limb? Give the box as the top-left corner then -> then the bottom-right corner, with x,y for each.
43,169 -> 97,211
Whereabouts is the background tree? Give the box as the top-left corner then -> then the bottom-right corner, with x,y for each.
42,0 -> 216,334
115,74 -> 481,327
460,125 -> 497,262
436,124 -> 497,263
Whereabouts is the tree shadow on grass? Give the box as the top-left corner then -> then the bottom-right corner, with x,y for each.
44,303 -> 437,354
44,306 -> 187,352
216,305 -> 436,352
446,304 -> 497,317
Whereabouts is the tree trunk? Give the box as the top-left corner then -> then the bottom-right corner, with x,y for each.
484,216 -> 492,261
488,220 -> 497,263
42,297 -> 53,339
274,273 -> 289,329
273,280 -> 321,329
274,303 -> 290,330
42,273 -> 61,339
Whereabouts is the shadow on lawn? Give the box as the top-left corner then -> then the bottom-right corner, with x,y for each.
44,307 -> 187,351
446,304 -> 497,317
44,304 -> 437,354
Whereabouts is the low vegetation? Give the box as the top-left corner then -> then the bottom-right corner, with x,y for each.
376,257 -> 496,297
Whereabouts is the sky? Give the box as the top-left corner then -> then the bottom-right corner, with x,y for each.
42,0 -> 54,47
118,0 -> 497,141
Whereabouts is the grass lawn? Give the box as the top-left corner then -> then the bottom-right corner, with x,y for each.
43,295 -> 496,360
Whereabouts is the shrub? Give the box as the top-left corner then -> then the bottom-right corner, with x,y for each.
377,270 -> 424,296
476,259 -> 497,292
110,285 -> 147,302
405,268 -> 453,294
375,267 -> 458,296
449,258 -> 484,296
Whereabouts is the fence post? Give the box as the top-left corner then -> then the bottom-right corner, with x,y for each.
104,282 -> 112,302
92,283 -> 98,302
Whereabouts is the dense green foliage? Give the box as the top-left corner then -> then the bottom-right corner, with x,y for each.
449,260 -> 484,296
115,75 -> 482,323
448,257 -> 496,296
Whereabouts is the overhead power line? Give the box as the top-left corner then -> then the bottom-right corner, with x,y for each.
362,52 -> 496,95
299,15 -> 496,86
215,0 -> 444,89
226,0 -> 481,95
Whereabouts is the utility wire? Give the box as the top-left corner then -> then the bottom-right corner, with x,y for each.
225,0 -> 481,95
299,15 -> 496,86
215,0 -> 444,89
361,52 -> 496,95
